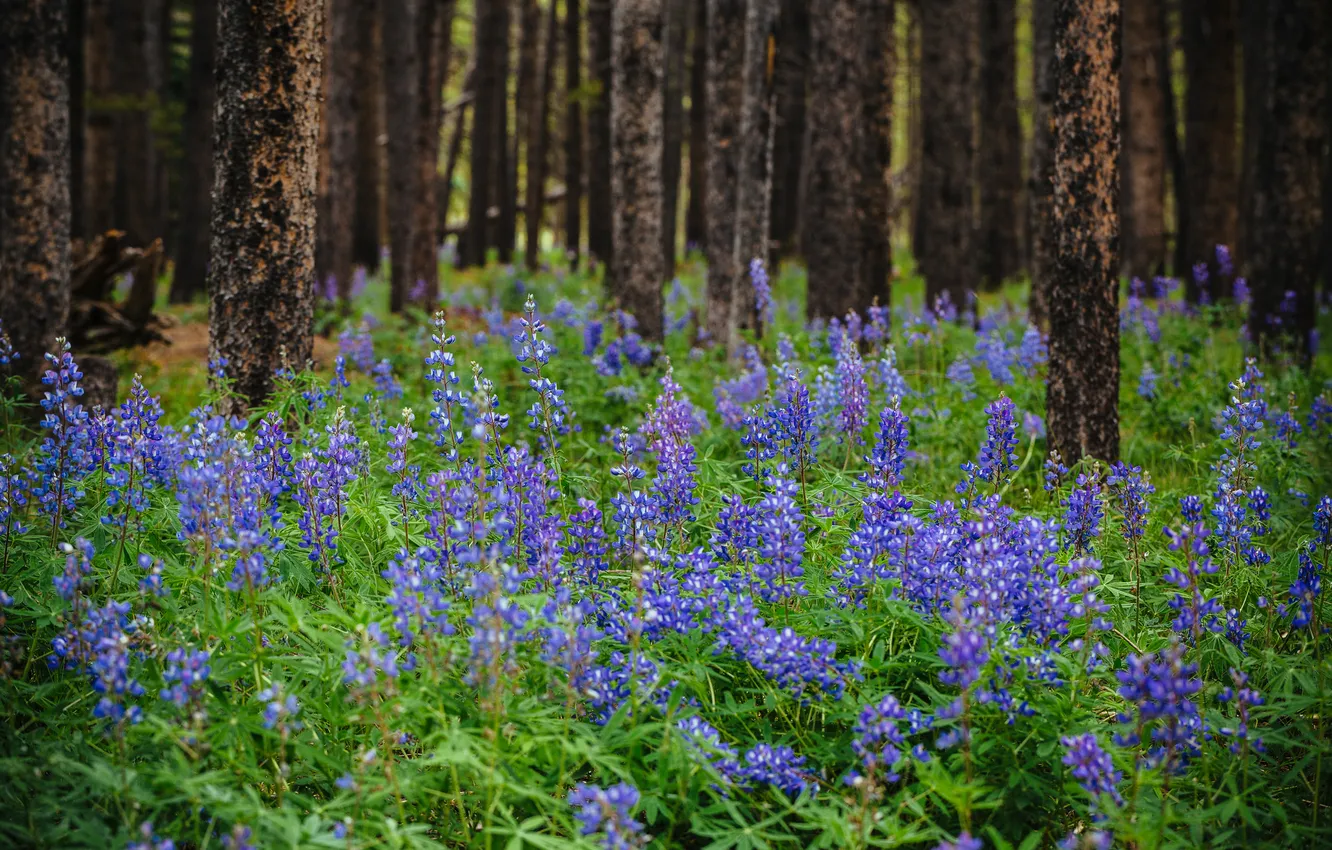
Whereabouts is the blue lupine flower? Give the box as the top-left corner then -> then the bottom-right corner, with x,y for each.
257,682 -> 303,735
959,395 -> 1019,497
1061,732 -> 1122,808
1163,523 -> 1223,643
127,821 -> 176,850
750,257 -> 773,326
160,647 -> 211,716
836,334 -> 869,445
568,783 -> 648,849
753,469 -> 806,602
866,401 -> 910,492
1064,474 -> 1103,556
1217,668 -> 1265,754
33,340 -> 95,533
848,694 -> 908,785
1114,641 -> 1204,772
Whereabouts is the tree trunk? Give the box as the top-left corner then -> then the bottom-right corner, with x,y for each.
565,0 -> 584,265
441,63 -> 475,239
170,0 -> 218,304
1161,0 -> 1185,277
382,0 -> 418,312
661,0 -> 688,274
526,0 -> 560,269
610,0 -> 665,339
462,0 -> 506,267
1047,0 -> 1120,463
0,0 -> 71,384
69,0 -> 86,244
684,0 -> 708,249
916,0 -> 977,311
327,0 -> 363,305
703,0 -> 744,344
803,0 -> 863,319
769,0 -> 808,258
1028,0 -> 1055,326
207,0 -> 324,411
1250,0 -> 1326,362
515,0 -> 541,261
495,0 -> 516,262
586,0 -> 614,268
411,0 -> 455,306
353,0 -> 383,270
1238,0 -> 1265,270
84,0 -> 116,241
1120,0 -> 1166,281
860,0 -> 895,307
978,0 -> 1023,289
113,0 -> 162,248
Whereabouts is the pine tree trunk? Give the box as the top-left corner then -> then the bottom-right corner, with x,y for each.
1027,0 -> 1055,326
353,0 -> 383,270
441,63 -> 475,240
978,0 -> 1023,288
0,0 -> 71,384
383,0 -> 418,312
495,0 -> 516,262
610,0 -> 665,339
113,0 -> 162,247
586,0 -> 614,269
1181,0 -> 1238,299
1250,0 -> 1326,362
327,0 -> 363,305
526,0 -> 560,270
703,0 -> 744,345
1047,0 -> 1120,463
1120,0 -> 1166,281
684,0 -> 708,249
171,0 -> 218,304
1238,0 -> 1265,270
803,0 -> 863,319
516,0 -> 541,261
69,0 -> 86,244
411,0 -> 455,306
462,0 -> 506,267
565,0 -> 585,265
1161,0 -> 1185,277
661,0 -> 688,274
207,0 -> 324,411
917,0 -> 977,311
84,0 -> 116,240
769,0 -> 808,258
860,0 -> 895,307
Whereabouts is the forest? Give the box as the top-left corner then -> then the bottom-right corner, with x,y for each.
0,0 -> 1330,847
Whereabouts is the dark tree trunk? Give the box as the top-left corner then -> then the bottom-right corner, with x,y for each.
1047,0 -> 1121,463
84,0 -> 115,240
803,0 -> 863,319
1121,0 -> 1166,281
661,0 -> 688,274
769,0 -> 808,258
327,0 -> 363,305
170,0 -> 218,304
1181,0 -> 1238,299
610,0 -> 665,339
526,0 -> 559,270
462,0 -> 508,267
1250,0 -> 1326,362
69,0 -> 85,244
978,0 -> 1023,288
1028,0 -> 1055,326
113,0 -> 162,248
586,0 -> 614,268
1161,0 -> 1185,277
353,0 -> 383,270
1238,0 -> 1266,270
515,0 -> 541,261
703,0 -> 744,344
382,0 -> 418,312
207,0 -> 324,411
916,0 -> 977,311
860,0 -> 895,307
0,0 -> 71,385
411,0 -> 455,307
684,0 -> 708,249
441,63 -> 475,239
565,0 -> 584,265
495,0 -> 516,262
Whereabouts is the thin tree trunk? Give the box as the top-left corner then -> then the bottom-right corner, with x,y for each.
69,0 -> 85,245
327,0 -> 363,305
84,0 -> 115,240
462,0 -> 503,267
1162,0 -> 1185,277
1121,0 -> 1167,281
661,0 -> 688,274
610,0 -> 665,339
353,0 -> 383,270
565,0 -> 584,265
495,0 -> 516,261
0,0 -> 71,385
171,0 -> 218,304
1238,0 -> 1265,270
113,0 -> 162,248
684,0 -> 708,249
515,0 -> 541,261
586,0 -> 614,269
704,0 -> 744,344
411,0 -> 455,307
1028,0 -> 1055,326
441,63 -> 475,240
803,0 -> 863,319
860,0 -> 895,307
208,0 -> 324,411
383,0 -> 418,312
979,0 -> 1023,288
769,0 -> 808,258
917,0 -> 977,311
1047,0 -> 1120,463
526,0 -> 560,270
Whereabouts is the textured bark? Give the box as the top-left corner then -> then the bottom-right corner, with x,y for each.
207,0 -> 324,411
1238,0 -> 1265,269
352,0 -> 383,269
410,0 -> 455,306
1120,0 -> 1166,281
610,0 -> 665,339
171,0 -> 218,303
1250,0 -> 1326,361
323,0 -> 362,304
661,0 -> 688,273
461,0 -> 507,267
703,0 -> 745,344
84,0 -> 116,240
113,0 -> 163,247
586,0 -> 614,267
978,0 -> 1024,288
1181,0 -> 1238,299
382,0 -> 417,311
684,0 -> 708,248
1027,0 -> 1055,326
769,0 -> 808,257
565,0 -> 585,264
495,0 -> 516,262
859,0 -> 895,307
69,0 -> 85,243
803,0 -> 863,319
916,0 -> 977,311
1047,0 -> 1120,463
515,0 -> 541,260
0,0 -> 71,384
526,0 -> 560,269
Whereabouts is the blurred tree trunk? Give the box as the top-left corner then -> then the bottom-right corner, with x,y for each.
1120,0 -> 1166,281
516,0 -> 541,260
328,0 -> 363,305
0,0 -> 71,384
495,0 -> 516,262
704,0 -> 744,345
113,0 -> 163,248
979,0 -> 1023,289
353,0 -> 383,270
440,63 -> 475,239
769,0 -> 808,258
916,0 -> 976,312
1238,0 -> 1265,270
1027,0 -> 1055,326
661,0 -> 688,275
609,0 -> 665,339
462,0 -> 508,267
411,0 -> 455,306
207,0 -> 323,411
803,0 -> 863,319
1250,0 -> 1326,362
1161,0 -> 1185,277
1047,0 -> 1120,463
565,0 -> 584,265
382,0 -> 417,311
84,0 -> 116,240
69,0 -> 85,243
860,0 -> 895,307
587,0 -> 614,269
684,0 -> 708,249
526,0 -> 559,270
1181,0 -> 1238,299
171,0 -> 217,304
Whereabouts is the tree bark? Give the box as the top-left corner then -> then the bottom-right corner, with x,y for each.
411,0 -> 455,306
0,0 -> 71,385
1250,0 -> 1326,362
462,0 -> 507,267
978,0 -> 1023,289
69,0 -> 86,244
1028,0 -> 1055,326
684,0 -> 708,249
1161,0 -> 1185,277
171,0 -> 218,304
1180,0 -> 1238,299
703,0 -> 744,344
565,0 -> 585,265
328,0 -> 363,305
803,0 -> 863,319
441,63 -> 475,240
916,0 -> 977,311
526,0 -> 560,269
495,0 -> 516,262
661,0 -> 688,274
207,0 -> 324,411
1238,0 -> 1265,270
382,0 -> 418,312
859,0 -> 895,307
586,0 -> 614,268
769,0 -> 808,258
1047,0 -> 1120,463
610,0 -> 665,339
113,0 -> 163,248
84,0 -> 116,241
516,0 -> 541,261
353,0 -> 383,270
1120,0 -> 1166,281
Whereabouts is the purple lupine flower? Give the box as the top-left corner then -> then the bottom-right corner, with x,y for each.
947,356 -> 976,401
1106,462 -> 1154,544
739,743 -> 810,796
464,570 -> 530,696
425,311 -> 469,461
222,825 -> 256,850
568,783 -> 649,849
0,319 -> 17,369
1217,668 -> 1265,754
516,296 -> 573,449
1061,733 -> 1123,808
54,537 -> 96,602
257,681 -> 303,734
643,367 -> 700,533
934,832 -> 983,850
714,595 -> 858,701
160,647 -> 211,718
750,257 -> 774,326
975,330 -> 1015,385
754,469 -> 806,602
255,412 -> 294,499
1017,324 -> 1047,374
33,339 -> 95,533
371,359 -> 403,400
959,395 -> 1019,497
1138,363 -> 1158,400
382,547 -> 454,651
1114,641 -> 1205,772
836,334 -> 869,446
875,347 -> 912,400
103,376 -> 165,533
567,498 -> 609,585
1064,474 -> 1103,556
1163,523 -> 1223,643
1043,450 -> 1069,494
0,453 -> 27,540
866,401 -> 909,492
338,322 -> 376,372
769,370 -> 820,481
387,411 -> 420,502
848,694 -> 908,785
342,622 -> 399,694
128,822 -> 176,850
